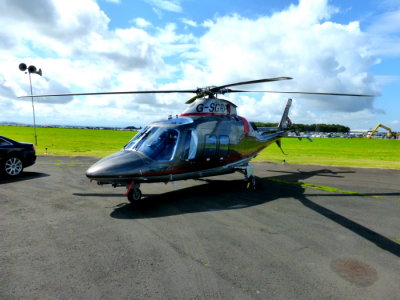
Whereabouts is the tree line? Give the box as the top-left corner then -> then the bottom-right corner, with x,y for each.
253,122 -> 350,133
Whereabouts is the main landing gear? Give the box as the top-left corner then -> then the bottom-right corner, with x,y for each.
236,165 -> 256,190
246,175 -> 256,191
126,181 -> 142,203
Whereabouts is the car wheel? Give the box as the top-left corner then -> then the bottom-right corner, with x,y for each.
4,157 -> 24,176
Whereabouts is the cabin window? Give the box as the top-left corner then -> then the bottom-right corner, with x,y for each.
204,135 -> 217,156
219,135 -> 229,157
182,129 -> 198,160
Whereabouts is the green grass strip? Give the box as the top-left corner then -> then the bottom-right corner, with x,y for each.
394,238 -> 400,243
268,178 -> 382,198
254,137 -> 400,170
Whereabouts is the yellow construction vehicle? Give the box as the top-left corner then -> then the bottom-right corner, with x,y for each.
367,124 -> 394,138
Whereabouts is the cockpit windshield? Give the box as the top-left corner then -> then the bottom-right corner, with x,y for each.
125,127 -> 179,161
124,126 -> 149,150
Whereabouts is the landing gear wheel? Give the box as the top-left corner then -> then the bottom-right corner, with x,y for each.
246,176 -> 256,190
4,157 -> 23,176
127,188 -> 142,203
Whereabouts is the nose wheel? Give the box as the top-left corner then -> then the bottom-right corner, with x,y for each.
126,181 -> 142,203
127,188 -> 142,203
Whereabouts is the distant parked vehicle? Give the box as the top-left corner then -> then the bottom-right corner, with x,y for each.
0,136 -> 36,176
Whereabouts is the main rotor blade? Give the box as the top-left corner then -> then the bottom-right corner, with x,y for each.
18,89 -> 197,98
228,89 -> 374,97
213,77 -> 292,91
185,93 -> 206,104
18,77 -> 293,99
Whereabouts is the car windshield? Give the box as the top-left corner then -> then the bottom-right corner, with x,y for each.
125,127 -> 179,161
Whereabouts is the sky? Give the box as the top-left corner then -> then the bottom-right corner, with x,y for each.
0,0 -> 399,131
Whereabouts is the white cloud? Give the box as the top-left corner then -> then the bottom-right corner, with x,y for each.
0,0 -> 397,129
368,9 -> 400,35
180,18 -> 198,28
192,1 -> 379,119
133,18 -> 152,28
0,0 -> 180,126
375,75 -> 399,85
367,9 -> 400,57
144,0 -> 182,13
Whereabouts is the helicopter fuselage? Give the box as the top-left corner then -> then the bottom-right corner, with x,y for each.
86,98 -> 286,186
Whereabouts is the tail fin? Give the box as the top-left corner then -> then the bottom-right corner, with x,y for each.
278,98 -> 292,130
277,99 -> 312,142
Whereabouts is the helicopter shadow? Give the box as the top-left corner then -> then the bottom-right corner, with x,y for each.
110,177 -> 277,218
111,168 -> 347,219
111,168 -> 400,257
0,171 -> 49,184
263,168 -> 400,257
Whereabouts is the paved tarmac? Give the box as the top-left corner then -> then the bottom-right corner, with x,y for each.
1,156 -> 399,299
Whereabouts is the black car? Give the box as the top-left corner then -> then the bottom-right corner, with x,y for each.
0,136 -> 36,176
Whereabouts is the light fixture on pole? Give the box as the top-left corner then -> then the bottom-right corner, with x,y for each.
19,63 -> 42,146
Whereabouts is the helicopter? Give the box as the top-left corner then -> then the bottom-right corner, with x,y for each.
21,77 -> 371,203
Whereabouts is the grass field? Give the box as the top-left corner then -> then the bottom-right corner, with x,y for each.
1,126 -> 134,157
1,125 -> 399,169
253,137 -> 400,169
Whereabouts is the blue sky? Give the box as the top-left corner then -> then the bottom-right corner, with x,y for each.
0,0 -> 399,131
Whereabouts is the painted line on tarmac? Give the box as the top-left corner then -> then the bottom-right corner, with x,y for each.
268,178 -> 382,199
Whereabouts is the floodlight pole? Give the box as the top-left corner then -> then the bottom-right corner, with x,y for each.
19,63 -> 42,146
28,72 -> 38,146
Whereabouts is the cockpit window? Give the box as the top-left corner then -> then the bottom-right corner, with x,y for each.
125,127 -> 179,161
124,126 -> 149,149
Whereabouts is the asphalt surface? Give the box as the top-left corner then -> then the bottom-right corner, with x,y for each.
1,156 -> 399,299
